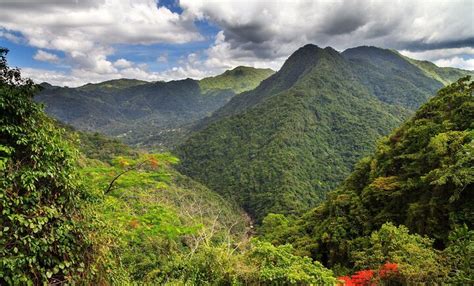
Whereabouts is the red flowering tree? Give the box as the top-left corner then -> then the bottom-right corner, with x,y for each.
338,262 -> 399,285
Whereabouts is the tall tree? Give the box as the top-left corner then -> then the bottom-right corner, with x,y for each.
0,48 -> 90,284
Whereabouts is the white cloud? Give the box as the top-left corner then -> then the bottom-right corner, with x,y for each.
180,0 -> 474,72
33,50 -> 60,63
0,30 -> 23,44
22,68 -> 85,87
114,58 -> 133,69
3,0 -> 474,85
399,47 -> 474,62
22,59 -> 212,87
399,47 -> 474,70
0,0 -> 201,77
434,57 -> 474,71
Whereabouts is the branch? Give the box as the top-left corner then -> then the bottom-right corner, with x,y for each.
104,159 -> 149,195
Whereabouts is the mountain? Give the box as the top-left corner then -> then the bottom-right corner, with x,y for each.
177,44 -> 473,222
265,77 -> 473,271
35,67 -> 274,149
77,78 -> 147,92
400,53 -> 473,86
199,65 -> 275,94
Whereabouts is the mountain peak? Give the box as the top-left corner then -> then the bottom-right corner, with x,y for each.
78,78 -> 147,91
290,44 -> 342,58
222,66 -> 273,77
283,44 -> 343,66
199,66 -> 274,94
299,43 -> 321,50
342,46 -> 400,61
287,44 -> 322,60
264,44 -> 342,91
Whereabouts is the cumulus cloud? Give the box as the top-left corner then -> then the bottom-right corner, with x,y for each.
399,47 -> 474,61
2,0 -> 473,85
434,57 -> 474,71
113,58 -> 134,69
0,30 -> 23,44
33,50 -> 60,63
21,55 -> 212,87
0,0 -> 200,76
399,47 -> 474,71
181,0 -> 474,71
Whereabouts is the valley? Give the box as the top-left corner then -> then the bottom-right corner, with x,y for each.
2,42 -> 473,285
178,44 -> 472,222
36,66 -> 274,149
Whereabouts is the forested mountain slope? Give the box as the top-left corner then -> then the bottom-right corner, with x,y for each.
261,77 -> 473,282
177,44 -> 473,222
35,67 -> 274,149
73,133 -> 252,284
1,51 -> 334,283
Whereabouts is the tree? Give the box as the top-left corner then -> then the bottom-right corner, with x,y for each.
103,153 -> 178,194
444,225 -> 474,284
0,48 -> 90,284
246,240 -> 337,285
351,223 -> 449,284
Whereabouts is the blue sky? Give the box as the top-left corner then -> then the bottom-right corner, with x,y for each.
0,0 -> 472,86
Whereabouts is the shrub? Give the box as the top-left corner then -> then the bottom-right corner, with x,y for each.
0,48 -> 91,284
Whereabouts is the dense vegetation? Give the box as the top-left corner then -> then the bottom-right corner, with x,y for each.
259,77 -> 474,284
1,50 -> 337,284
36,67 -> 273,149
0,49 -> 93,284
178,45 -> 472,222
199,66 -> 274,94
2,43 -> 473,285
71,145 -> 335,284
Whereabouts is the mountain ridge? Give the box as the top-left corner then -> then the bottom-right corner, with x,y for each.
177,44 -> 473,222
35,66 -> 274,149
266,77 -> 473,270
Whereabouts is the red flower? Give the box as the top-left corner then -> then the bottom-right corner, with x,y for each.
351,270 -> 375,285
379,262 -> 398,278
337,276 -> 355,286
339,262 -> 398,285
338,270 -> 375,286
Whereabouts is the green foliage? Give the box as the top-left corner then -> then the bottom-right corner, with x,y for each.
77,78 -> 147,92
258,214 -> 291,245
164,240 -> 336,285
261,77 -> 473,283
401,52 -> 474,86
179,44 -> 454,222
71,130 -> 336,284
4,43 -> 472,285
246,240 -> 336,285
36,67 -> 273,149
79,150 -> 250,283
72,127 -> 139,163
199,66 -> 274,94
0,48 -> 91,284
342,46 -> 445,109
351,223 -> 448,283
444,225 -> 474,284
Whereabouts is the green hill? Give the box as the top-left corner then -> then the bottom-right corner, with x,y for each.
177,44 -> 473,222
199,66 -> 274,94
35,67 -> 273,149
77,78 -> 147,92
60,124 -> 337,284
398,52 -> 474,86
262,77 -> 473,281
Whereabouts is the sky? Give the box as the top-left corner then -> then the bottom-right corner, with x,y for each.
0,0 -> 473,87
